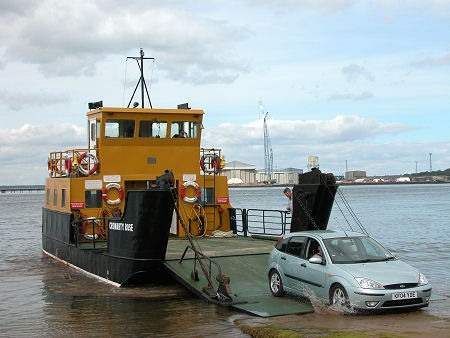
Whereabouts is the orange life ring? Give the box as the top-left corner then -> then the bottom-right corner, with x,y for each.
102,183 -> 124,205
200,154 -> 221,174
82,217 -> 101,240
180,181 -> 201,203
77,152 -> 99,176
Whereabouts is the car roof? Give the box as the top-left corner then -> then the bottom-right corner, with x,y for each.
284,229 -> 367,240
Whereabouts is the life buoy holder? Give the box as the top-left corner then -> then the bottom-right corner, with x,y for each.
102,183 -> 124,205
77,152 -> 99,176
200,154 -> 221,174
61,153 -> 72,177
180,181 -> 201,203
82,217 -> 101,240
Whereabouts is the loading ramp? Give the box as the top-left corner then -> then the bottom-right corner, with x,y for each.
164,236 -> 314,317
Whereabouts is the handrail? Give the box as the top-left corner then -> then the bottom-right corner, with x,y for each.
179,245 -> 222,278
228,208 -> 291,237
48,148 -> 98,178
72,217 -> 108,249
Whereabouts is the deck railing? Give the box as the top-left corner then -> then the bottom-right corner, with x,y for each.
229,208 -> 291,237
72,217 -> 108,249
47,148 -> 97,178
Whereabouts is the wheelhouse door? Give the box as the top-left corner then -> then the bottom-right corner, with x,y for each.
88,118 -> 97,152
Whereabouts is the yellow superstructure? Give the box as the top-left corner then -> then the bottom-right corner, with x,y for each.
45,106 -> 232,238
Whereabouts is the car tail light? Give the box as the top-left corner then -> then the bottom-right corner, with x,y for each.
275,236 -> 284,247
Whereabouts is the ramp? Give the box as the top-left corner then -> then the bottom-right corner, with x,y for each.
163,245 -> 314,317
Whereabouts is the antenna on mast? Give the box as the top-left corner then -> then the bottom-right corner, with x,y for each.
126,48 -> 154,108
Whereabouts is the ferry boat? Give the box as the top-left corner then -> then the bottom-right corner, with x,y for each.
42,50 -> 235,286
42,50 -> 337,303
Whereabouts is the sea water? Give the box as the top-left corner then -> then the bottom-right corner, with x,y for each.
0,184 -> 448,336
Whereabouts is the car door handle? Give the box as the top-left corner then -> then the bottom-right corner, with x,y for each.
300,263 -> 306,267
281,256 -> 286,260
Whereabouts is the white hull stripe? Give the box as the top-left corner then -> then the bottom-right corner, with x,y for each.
42,249 -> 121,287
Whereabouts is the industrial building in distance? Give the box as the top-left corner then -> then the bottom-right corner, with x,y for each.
222,160 -> 303,185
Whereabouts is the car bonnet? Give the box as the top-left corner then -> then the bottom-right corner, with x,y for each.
335,259 -> 419,286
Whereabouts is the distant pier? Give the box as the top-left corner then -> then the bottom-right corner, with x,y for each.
0,185 -> 44,193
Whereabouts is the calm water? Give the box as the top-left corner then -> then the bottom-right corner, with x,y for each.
0,184 -> 449,336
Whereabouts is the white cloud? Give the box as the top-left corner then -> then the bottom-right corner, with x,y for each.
328,91 -> 374,101
201,116 -> 423,174
0,0 -> 248,83
0,90 -> 69,110
341,64 -> 375,82
245,0 -> 355,14
411,53 -> 450,67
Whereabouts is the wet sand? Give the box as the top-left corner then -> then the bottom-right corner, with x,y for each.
234,298 -> 450,337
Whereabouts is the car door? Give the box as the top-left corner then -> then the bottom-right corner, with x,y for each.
302,238 -> 328,299
277,236 -> 308,293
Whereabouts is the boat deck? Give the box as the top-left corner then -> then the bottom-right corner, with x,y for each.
164,236 -> 314,317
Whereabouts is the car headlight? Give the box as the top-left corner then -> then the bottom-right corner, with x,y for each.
355,277 -> 384,289
418,273 -> 428,286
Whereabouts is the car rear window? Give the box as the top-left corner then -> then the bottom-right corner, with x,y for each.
285,236 -> 307,258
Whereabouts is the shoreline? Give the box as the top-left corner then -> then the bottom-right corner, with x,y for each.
228,181 -> 450,188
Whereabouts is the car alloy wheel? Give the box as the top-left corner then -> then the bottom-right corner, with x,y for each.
330,284 -> 349,308
269,270 -> 285,297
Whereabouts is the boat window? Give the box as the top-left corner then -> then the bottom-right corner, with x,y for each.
85,190 -> 103,208
285,236 -> 307,258
53,189 -> 57,206
171,121 -> 198,138
96,120 -> 100,138
47,188 -> 50,205
139,121 -> 167,138
61,189 -> 66,208
199,187 -> 215,205
90,123 -> 95,142
105,119 -> 135,138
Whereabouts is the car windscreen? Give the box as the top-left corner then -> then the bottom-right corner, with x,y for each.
323,236 -> 395,264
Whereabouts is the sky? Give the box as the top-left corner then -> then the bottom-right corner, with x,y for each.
1,0 -> 449,184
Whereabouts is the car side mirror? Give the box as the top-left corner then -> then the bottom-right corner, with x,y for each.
309,257 -> 322,264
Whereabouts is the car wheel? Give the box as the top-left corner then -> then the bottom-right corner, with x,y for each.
330,284 -> 349,308
269,270 -> 285,297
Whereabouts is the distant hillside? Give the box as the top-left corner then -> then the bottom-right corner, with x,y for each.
408,168 -> 450,177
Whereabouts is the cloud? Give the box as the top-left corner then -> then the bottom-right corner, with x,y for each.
341,64 -> 375,82
203,116 -> 410,147
0,123 -> 86,184
202,117 -> 448,176
245,0 -> 355,14
0,0 -> 248,83
0,91 -> 69,110
411,53 -> 450,67
328,91 -> 374,101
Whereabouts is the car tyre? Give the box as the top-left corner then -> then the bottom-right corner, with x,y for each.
330,284 -> 350,308
269,270 -> 285,297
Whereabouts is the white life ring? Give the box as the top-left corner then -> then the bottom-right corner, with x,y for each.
61,153 -> 72,177
102,183 -> 124,205
77,152 -> 99,176
82,217 -> 100,240
180,181 -> 201,203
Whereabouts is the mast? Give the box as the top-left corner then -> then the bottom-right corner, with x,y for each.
259,100 -> 273,183
127,48 -> 154,108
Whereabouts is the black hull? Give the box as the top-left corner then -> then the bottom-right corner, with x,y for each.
290,169 -> 337,232
42,189 -> 175,286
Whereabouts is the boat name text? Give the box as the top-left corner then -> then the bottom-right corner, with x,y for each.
109,222 -> 134,232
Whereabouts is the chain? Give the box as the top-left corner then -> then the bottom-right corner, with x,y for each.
293,191 -> 320,230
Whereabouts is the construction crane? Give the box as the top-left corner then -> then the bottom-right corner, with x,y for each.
259,100 -> 274,183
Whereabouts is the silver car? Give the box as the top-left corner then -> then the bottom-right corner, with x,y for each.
268,230 -> 432,311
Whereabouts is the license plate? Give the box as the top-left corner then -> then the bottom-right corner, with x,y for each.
392,291 -> 417,300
